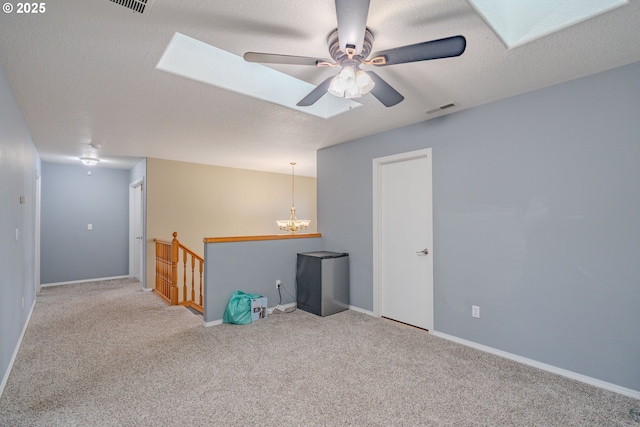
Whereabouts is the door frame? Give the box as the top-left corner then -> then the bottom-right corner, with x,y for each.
129,178 -> 144,285
372,148 -> 433,326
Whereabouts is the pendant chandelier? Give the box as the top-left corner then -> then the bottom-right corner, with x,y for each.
276,162 -> 310,234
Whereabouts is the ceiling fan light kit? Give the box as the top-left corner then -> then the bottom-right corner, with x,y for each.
328,65 -> 375,99
244,0 -> 466,108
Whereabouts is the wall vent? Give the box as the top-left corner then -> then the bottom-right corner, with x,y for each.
426,103 -> 457,115
109,0 -> 151,14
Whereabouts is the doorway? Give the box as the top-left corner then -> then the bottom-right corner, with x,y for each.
129,179 -> 144,283
373,149 -> 433,330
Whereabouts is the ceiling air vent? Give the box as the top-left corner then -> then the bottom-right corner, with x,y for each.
109,0 -> 151,14
426,103 -> 456,115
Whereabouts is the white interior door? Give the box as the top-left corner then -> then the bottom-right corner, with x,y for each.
35,172 -> 41,294
130,180 -> 144,282
133,182 -> 143,282
373,149 -> 433,330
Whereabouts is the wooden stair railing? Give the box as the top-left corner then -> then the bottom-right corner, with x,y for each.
154,232 -> 204,314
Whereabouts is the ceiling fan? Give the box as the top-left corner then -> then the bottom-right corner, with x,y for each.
244,0 -> 466,108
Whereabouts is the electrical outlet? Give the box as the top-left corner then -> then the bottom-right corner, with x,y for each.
276,280 -> 282,289
472,305 -> 480,318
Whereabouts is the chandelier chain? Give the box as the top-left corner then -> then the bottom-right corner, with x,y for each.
291,162 -> 295,207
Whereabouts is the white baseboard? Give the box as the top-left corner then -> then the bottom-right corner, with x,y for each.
203,319 -> 223,327
41,275 -> 130,288
349,305 -> 375,316
1,299 -> 35,399
431,330 -> 640,400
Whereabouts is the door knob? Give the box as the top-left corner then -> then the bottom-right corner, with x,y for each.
416,248 -> 429,255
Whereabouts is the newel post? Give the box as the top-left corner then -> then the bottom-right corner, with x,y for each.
170,232 -> 179,305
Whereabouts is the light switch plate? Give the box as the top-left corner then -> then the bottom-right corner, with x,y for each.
472,305 -> 480,318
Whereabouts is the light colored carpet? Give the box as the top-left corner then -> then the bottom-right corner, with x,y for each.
1,278 -> 638,426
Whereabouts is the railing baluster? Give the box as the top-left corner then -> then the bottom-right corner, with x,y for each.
164,245 -> 168,297
199,259 -> 203,307
161,244 -> 165,296
155,241 -> 160,295
170,232 -> 179,305
166,244 -> 170,298
182,249 -> 187,304
191,256 -> 195,302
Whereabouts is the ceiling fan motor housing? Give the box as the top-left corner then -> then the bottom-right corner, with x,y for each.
328,28 -> 374,64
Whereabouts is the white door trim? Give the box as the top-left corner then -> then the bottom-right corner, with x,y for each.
372,148 -> 432,321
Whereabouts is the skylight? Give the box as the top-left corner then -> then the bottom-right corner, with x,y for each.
467,0 -> 628,48
156,33 -> 360,119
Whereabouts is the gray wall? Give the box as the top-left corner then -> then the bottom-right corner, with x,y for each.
0,65 -> 40,395
317,61 -> 640,392
204,237 -> 324,323
41,163 -> 130,284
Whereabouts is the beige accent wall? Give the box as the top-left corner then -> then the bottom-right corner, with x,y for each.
146,158 -> 317,289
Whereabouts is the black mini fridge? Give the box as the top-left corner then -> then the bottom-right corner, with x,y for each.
296,251 -> 349,317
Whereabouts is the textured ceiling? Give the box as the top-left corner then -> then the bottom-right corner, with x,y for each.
0,0 -> 639,177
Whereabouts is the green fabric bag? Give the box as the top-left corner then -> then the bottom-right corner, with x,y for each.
223,291 -> 262,325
